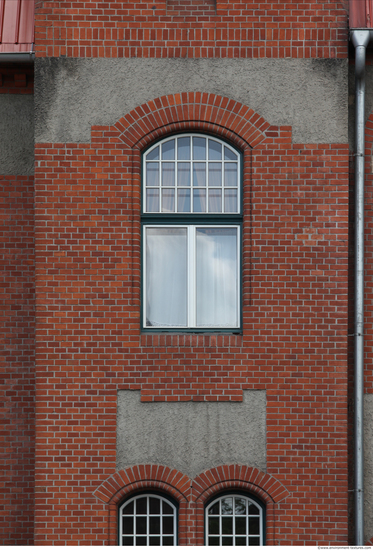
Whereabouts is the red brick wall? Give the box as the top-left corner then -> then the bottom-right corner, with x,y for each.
0,65 -> 34,94
34,93 -> 349,544
35,0 -> 348,58
0,175 -> 35,544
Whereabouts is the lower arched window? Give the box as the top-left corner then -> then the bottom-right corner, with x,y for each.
205,493 -> 265,546
119,493 -> 177,546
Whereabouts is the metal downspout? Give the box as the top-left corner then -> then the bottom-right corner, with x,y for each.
351,28 -> 370,546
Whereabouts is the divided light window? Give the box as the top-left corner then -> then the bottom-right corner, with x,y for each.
142,134 -> 242,330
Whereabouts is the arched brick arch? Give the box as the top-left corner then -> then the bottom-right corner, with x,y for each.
93,465 -> 192,545
114,92 -> 272,153
191,465 -> 290,545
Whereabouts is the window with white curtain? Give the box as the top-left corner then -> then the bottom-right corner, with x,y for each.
142,134 -> 242,330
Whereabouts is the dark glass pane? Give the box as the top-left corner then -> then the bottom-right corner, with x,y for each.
236,537 -> 247,546
208,502 -> 220,515
149,516 -> 160,534
136,498 -> 147,514
208,517 -> 219,535
123,517 -> 133,534
222,536 -> 233,545
222,517 -> 233,535
235,517 -> 246,535
208,537 -> 220,546
193,136 -> 206,160
146,162 -> 159,186
122,501 -> 134,515
147,146 -> 159,161
162,501 -> 173,515
208,139 -> 222,160
235,497 -> 246,515
248,503 -> 260,515
221,497 -> 233,515
149,497 -> 160,515
136,536 -> 147,545
163,536 -> 174,546
123,536 -> 134,545
136,516 -> 147,535
224,146 -> 237,160
249,537 -> 261,546
249,517 -> 260,535
162,139 -> 175,160
178,137 -> 190,160
163,515 -> 174,535
149,536 -> 160,546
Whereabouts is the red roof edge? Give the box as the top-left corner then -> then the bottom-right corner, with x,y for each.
350,0 -> 373,28
0,0 -> 34,53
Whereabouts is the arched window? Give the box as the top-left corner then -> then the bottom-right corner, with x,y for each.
142,133 -> 242,331
205,493 -> 265,546
118,493 -> 178,546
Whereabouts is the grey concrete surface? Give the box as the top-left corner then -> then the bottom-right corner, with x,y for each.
35,58 -> 347,145
0,94 -> 34,175
116,390 -> 266,479
364,394 -> 373,542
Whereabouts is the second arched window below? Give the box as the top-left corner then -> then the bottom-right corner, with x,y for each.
142,134 -> 242,331
205,493 -> 265,546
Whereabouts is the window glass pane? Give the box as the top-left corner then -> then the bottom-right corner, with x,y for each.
222,537 -> 233,545
249,517 -> 260,535
136,536 -> 147,545
163,501 -> 173,515
209,517 -> 219,535
208,189 -> 222,213
209,139 -> 222,160
136,516 -> 146,534
162,162 -> 175,187
249,537 -> 261,546
193,189 -> 206,213
163,536 -> 174,546
149,516 -> 160,534
236,537 -> 247,545
123,536 -> 134,545
193,163 -> 206,187
248,504 -> 260,515
123,502 -> 134,515
162,139 -> 175,160
208,162 -> 222,186
221,498 -> 233,515
178,162 -> 191,187
235,517 -> 246,535
146,189 -> 159,213
162,189 -> 175,213
193,136 -> 206,160
146,227 -> 187,327
147,146 -> 159,161
235,497 -> 246,515
123,517 -> 133,534
163,515 -> 173,534
149,498 -> 160,515
149,536 -> 160,545
208,537 -> 220,545
224,162 -> 238,187
178,136 -> 190,160
222,517 -> 233,534
146,162 -> 159,186
135,497 -> 146,514
196,228 -> 238,327
224,189 -> 237,213
209,502 -> 220,515
224,146 -> 237,160
177,189 -> 191,213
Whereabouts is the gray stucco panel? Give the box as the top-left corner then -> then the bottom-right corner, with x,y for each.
35,58 -> 347,145
364,394 -> 373,542
0,94 -> 34,175
116,390 -> 266,479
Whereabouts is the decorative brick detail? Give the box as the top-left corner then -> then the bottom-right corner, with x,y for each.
34,1 -> 348,59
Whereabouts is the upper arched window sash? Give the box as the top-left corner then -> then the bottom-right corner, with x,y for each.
143,134 -> 241,215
